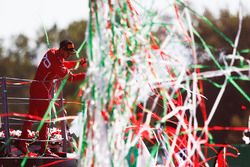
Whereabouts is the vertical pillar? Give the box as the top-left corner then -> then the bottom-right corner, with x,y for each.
1,77 -> 11,155
57,80 -> 68,153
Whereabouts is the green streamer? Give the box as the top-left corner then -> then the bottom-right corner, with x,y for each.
240,48 -> 250,53
126,146 -> 139,167
88,0 -> 94,61
189,64 -> 209,69
20,154 -> 28,167
193,27 -> 250,102
79,100 -> 88,163
203,78 -> 223,88
176,0 -> 234,47
77,40 -> 87,56
93,1 -> 107,67
42,25 -> 51,48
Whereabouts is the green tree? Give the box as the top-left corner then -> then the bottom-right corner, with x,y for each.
0,34 -> 37,122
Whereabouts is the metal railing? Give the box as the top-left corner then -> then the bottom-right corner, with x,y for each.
0,77 -> 70,156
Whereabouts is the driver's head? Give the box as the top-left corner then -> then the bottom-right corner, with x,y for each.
59,40 -> 76,58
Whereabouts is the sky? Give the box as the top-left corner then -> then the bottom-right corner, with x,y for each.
0,0 -> 89,40
0,0 -> 249,43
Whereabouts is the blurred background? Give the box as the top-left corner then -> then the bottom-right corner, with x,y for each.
0,0 -> 249,144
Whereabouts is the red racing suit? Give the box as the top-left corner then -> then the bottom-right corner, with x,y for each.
29,48 -> 85,117
22,48 -> 85,149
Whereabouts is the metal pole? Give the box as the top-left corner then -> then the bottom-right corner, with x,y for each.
1,77 -> 11,155
57,80 -> 68,153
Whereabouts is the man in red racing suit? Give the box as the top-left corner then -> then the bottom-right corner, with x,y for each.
17,40 -> 87,157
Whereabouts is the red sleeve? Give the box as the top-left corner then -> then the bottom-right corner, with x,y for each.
55,64 -> 86,82
54,62 -> 70,79
52,55 -> 85,82
68,72 -> 86,82
63,60 -> 77,69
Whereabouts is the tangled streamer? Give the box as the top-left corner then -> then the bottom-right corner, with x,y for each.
67,0 -> 250,166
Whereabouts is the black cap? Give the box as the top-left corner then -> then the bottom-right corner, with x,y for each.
59,40 -> 76,53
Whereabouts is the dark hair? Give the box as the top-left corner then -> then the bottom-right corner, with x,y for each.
59,40 -> 76,52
